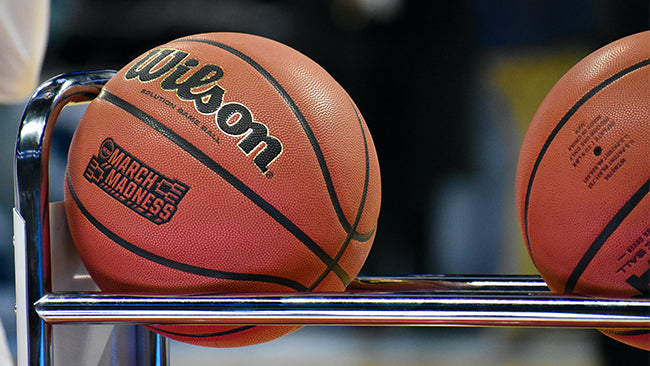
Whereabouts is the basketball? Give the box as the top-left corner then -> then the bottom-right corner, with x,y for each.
515,31 -> 649,350
63,32 -> 381,347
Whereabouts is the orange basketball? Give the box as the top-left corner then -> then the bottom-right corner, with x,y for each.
516,31 -> 649,350
64,32 -> 381,347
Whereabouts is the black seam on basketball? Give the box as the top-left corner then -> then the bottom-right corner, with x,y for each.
147,324 -> 256,338
98,90 -> 350,285
564,178 -> 650,294
174,37 -> 374,243
523,58 -> 650,262
600,328 -> 650,336
65,170 -> 308,291
308,102 -> 373,290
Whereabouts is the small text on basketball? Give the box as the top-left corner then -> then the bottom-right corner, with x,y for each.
125,48 -> 282,174
616,227 -> 650,275
83,138 -> 190,224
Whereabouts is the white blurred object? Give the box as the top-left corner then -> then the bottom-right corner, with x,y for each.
0,317 -> 13,366
354,0 -> 402,22
0,0 -> 49,102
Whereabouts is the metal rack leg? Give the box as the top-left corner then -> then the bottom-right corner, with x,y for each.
136,326 -> 169,366
14,70 -> 169,366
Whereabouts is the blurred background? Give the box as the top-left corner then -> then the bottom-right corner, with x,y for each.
0,0 -> 648,365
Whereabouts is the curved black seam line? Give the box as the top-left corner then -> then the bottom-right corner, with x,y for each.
147,324 -> 256,338
565,179 -> 650,294
176,37 -> 373,242
66,170 -> 308,292
308,103 -> 373,290
523,59 -> 650,260
99,90 -> 349,285
600,328 -> 650,336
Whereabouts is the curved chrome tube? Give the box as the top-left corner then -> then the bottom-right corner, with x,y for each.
14,70 -> 115,366
14,70 -> 167,366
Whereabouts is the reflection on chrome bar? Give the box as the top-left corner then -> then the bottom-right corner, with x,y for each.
35,275 -> 650,329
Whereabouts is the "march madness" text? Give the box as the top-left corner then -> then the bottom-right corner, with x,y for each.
83,138 -> 190,224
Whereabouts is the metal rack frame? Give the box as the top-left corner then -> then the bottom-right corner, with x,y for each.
13,71 -> 650,366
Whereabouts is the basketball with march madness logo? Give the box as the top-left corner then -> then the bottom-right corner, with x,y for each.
64,32 -> 381,347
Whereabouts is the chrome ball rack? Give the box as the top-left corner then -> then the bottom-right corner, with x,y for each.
14,71 -> 650,366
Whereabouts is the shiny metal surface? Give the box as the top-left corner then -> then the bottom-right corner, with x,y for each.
14,70 -> 115,366
14,70 -> 169,366
35,276 -> 649,329
349,275 -> 550,293
136,326 -> 169,366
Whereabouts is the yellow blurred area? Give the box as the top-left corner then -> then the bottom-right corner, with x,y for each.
491,48 -> 587,136
488,47 -> 589,274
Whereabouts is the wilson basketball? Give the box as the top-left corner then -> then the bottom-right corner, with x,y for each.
64,32 -> 381,347
515,31 -> 649,350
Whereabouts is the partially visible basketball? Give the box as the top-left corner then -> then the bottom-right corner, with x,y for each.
516,31 -> 649,350
63,32 -> 381,347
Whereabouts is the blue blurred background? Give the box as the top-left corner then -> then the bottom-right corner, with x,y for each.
0,0 -> 648,364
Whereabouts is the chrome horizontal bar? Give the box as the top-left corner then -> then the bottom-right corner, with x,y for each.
34,276 -> 649,329
349,275 -> 550,293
